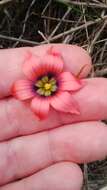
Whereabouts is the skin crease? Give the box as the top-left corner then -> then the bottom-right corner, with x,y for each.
0,44 -> 107,190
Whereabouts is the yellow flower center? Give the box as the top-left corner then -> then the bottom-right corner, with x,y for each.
35,76 -> 57,96
44,83 -> 52,90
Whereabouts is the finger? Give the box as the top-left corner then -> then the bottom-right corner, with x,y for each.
0,78 -> 107,141
0,121 -> 107,185
0,162 -> 83,190
0,44 -> 91,98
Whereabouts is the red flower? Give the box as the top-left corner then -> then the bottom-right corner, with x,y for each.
12,47 -> 82,120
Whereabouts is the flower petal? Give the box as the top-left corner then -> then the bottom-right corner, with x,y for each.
23,55 -> 41,80
23,51 -> 64,80
12,80 -> 35,100
31,97 -> 50,120
58,72 -> 82,91
47,46 -> 62,57
41,52 -> 64,75
50,91 -> 80,114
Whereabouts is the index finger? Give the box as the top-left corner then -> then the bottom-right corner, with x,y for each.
0,44 -> 92,98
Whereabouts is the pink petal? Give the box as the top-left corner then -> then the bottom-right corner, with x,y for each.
58,72 -> 82,91
47,46 -> 62,57
23,50 -> 64,81
23,55 -> 42,80
31,97 -> 50,120
41,53 -> 64,75
12,80 -> 35,100
50,91 -> 80,114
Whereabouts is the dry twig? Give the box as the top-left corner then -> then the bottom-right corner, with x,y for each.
88,20 -> 107,54
0,0 -> 13,5
81,4 -> 90,50
57,0 -> 107,9
99,41 -> 107,62
100,187 -> 107,190
95,68 -> 107,76
32,13 -> 78,23
83,164 -> 89,190
0,34 -> 39,46
63,15 -> 83,44
48,7 -> 71,39
41,15 -> 107,43
13,0 -> 37,47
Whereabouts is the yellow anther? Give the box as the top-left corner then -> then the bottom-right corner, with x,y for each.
44,83 -> 51,90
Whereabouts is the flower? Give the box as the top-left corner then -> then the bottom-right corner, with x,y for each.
12,47 -> 82,120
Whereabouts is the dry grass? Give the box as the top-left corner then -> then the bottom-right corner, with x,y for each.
0,0 -> 107,189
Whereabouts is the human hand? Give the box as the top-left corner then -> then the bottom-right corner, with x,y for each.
0,44 -> 107,190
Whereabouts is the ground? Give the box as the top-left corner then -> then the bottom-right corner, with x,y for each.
0,0 -> 107,189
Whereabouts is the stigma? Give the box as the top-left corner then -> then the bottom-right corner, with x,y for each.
44,83 -> 52,90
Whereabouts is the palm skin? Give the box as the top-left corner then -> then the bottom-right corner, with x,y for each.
0,44 -> 107,190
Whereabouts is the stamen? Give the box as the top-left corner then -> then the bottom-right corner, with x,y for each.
45,91 -> 51,96
41,76 -> 49,83
51,85 -> 57,92
36,88 -> 45,95
36,76 -> 57,96
35,80 -> 43,87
